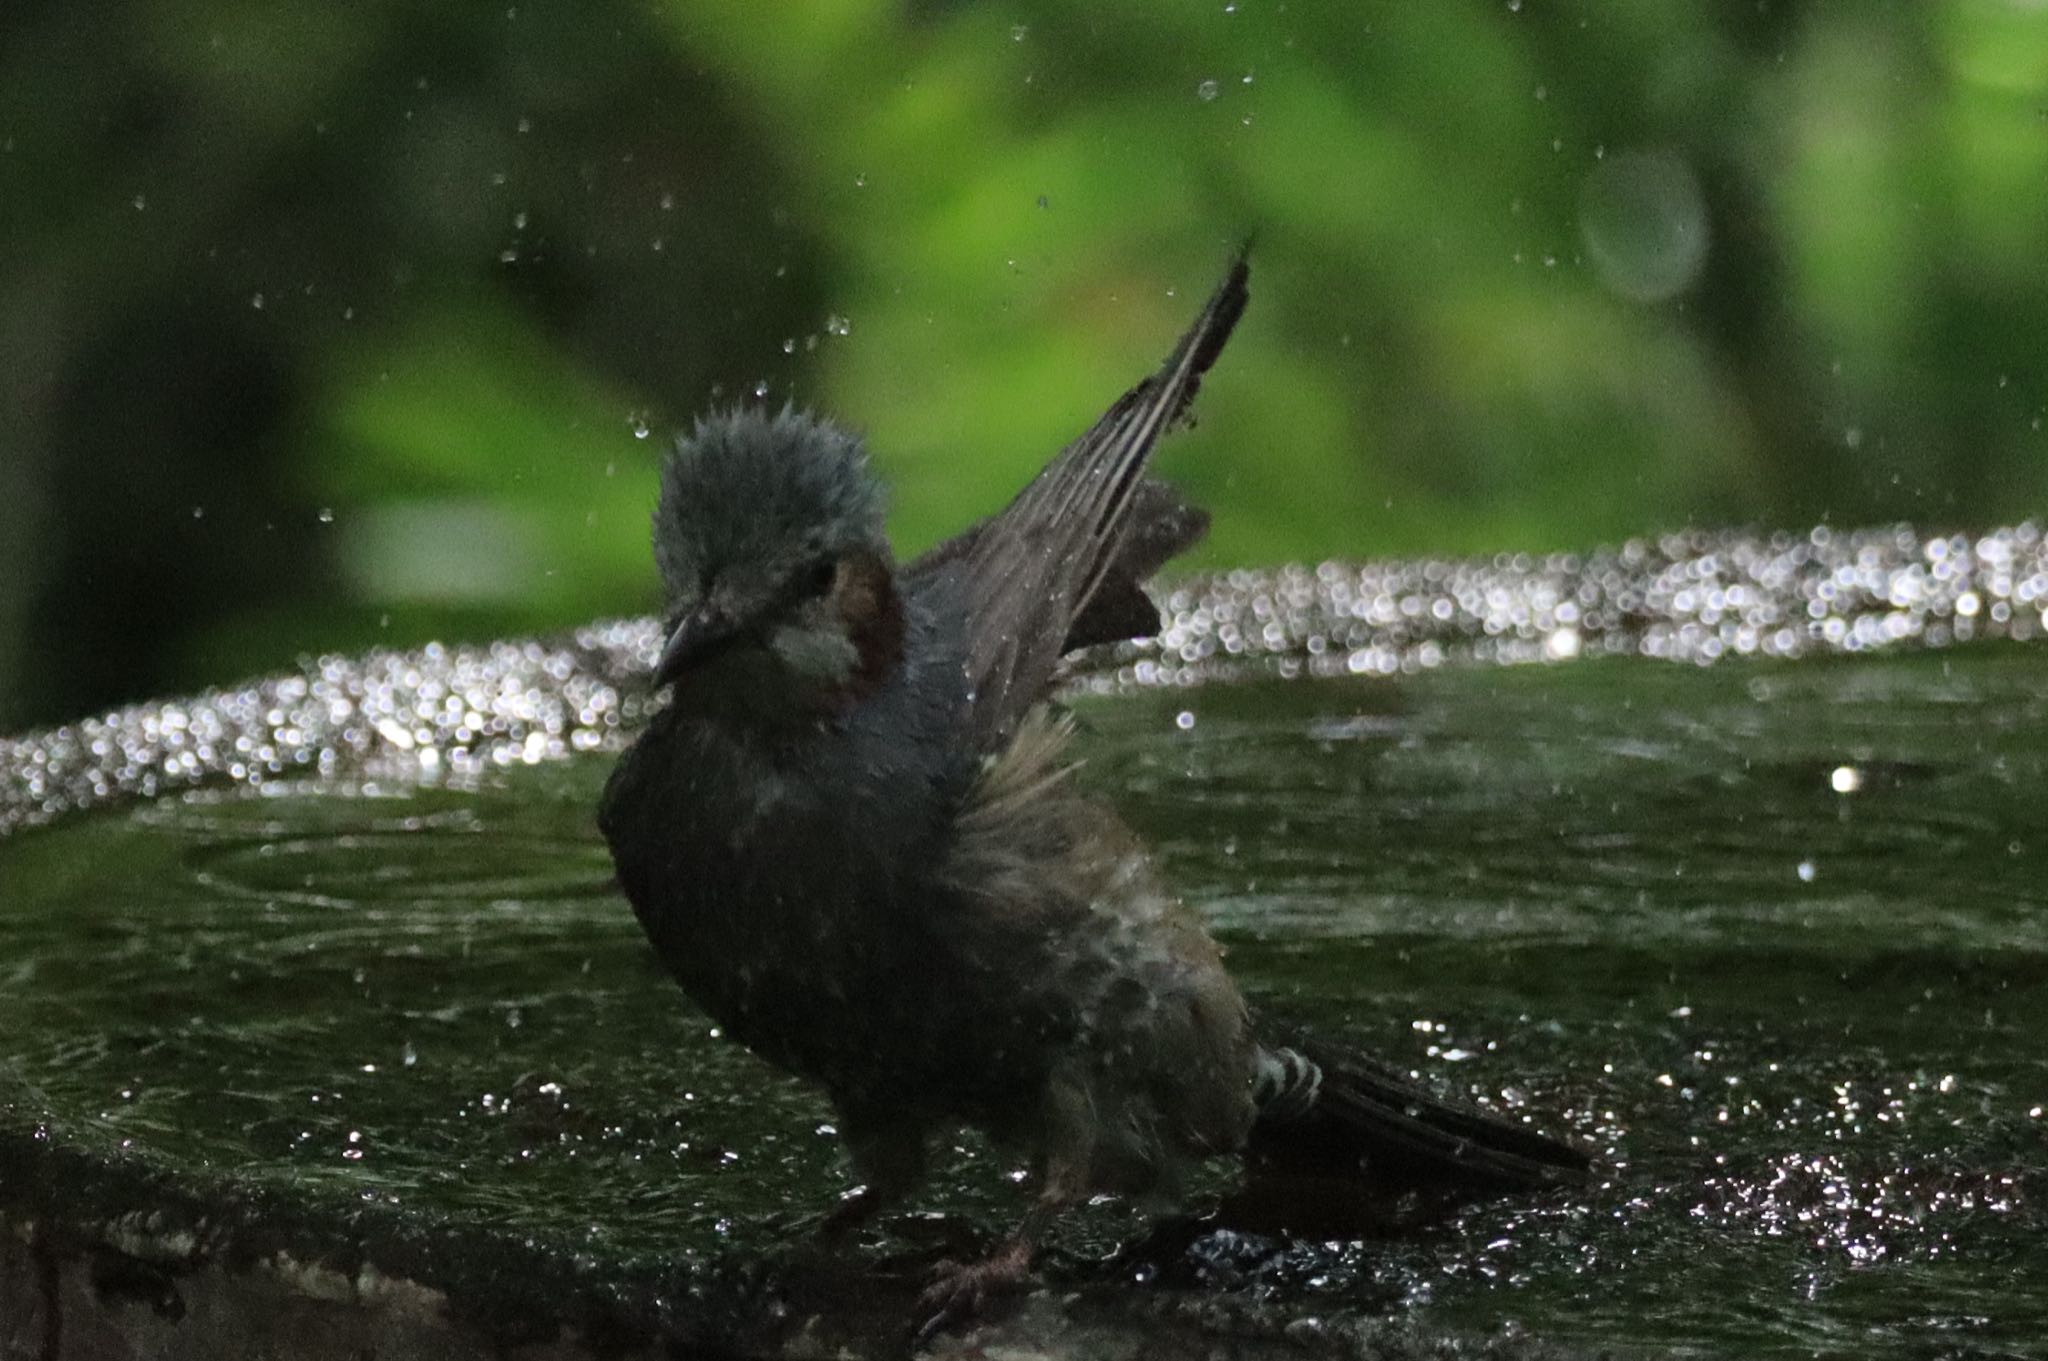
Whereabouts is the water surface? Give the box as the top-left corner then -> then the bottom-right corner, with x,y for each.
1,649 -> 2041,1357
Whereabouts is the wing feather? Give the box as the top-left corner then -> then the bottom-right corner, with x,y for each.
909,253 -> 1249,749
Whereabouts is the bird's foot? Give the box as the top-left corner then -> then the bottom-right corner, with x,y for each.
911,1239 -> 1033,1346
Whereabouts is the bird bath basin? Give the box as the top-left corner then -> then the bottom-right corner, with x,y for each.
3,526 -> 2044,1359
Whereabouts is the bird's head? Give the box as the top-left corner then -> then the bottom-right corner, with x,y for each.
648,407 -> 904,722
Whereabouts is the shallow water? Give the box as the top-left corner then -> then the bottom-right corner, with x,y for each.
2,649 -> 2043,1357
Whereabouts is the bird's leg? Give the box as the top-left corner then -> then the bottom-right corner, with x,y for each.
913,1156 -> 1083,1344
912,1199 -> 1056,1345
816,1113 -> 927,1245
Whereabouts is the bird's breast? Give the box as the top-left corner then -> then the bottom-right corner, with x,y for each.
601,712 -> 958,1092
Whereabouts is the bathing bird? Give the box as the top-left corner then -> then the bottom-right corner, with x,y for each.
598,253 -> 1588,1339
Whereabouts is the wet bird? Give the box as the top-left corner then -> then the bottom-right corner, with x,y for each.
599,255 -> 1588,1336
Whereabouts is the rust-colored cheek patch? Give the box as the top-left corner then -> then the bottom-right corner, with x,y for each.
832,548 -> 906,703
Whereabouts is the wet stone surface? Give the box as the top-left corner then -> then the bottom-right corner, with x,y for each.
4,630 -> 2045,1356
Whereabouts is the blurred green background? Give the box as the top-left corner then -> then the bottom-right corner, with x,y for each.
2,0 -> 2044,731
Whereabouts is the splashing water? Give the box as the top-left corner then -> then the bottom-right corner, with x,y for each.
5,523 -> 2044,836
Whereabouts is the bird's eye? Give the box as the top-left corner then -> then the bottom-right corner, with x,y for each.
797,556 -> 838,599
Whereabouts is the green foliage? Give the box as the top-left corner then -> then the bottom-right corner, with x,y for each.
2,0 -> 2045,727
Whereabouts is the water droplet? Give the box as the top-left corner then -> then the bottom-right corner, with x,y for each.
1010,23 -> 1027,40
1580,148 -> 1711,302
752,378 -> 770,398
1507,0 -> 1522,10
250,292 -> 266,310
316,507 -> 335,525
1197,78 -> 1221,102
824,314 -> 851,337
853,172 -> 867,188
1796,860 -> 1817,883
1175,710 -> 1196,730
131,194 -> 146,211
1828,765 -> 1862,794
628,412 -> 650,439
511,210 -> 528,229
515,115 -> 531,134
659,191 -> 675,211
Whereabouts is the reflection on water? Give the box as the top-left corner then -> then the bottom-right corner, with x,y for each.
1,649 -> 2041,1356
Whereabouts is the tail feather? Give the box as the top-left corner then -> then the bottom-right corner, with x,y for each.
1251,1036 -> 1590,1194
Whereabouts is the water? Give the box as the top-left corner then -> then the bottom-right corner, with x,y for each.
8,522 -> 2047,838
3,647 -> 2041,1356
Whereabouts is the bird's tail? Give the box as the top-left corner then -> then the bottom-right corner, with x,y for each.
1249,1034 -> 1590,1194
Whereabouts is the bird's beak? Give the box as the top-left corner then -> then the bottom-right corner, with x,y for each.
653,605 -> 740,688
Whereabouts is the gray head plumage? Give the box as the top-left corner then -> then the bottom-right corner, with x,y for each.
653,406 -> 887,604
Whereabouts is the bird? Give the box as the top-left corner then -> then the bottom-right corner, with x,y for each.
598,253 -> 1588,1339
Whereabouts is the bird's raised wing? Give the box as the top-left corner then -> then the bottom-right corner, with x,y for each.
909,254 -> 1249,751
